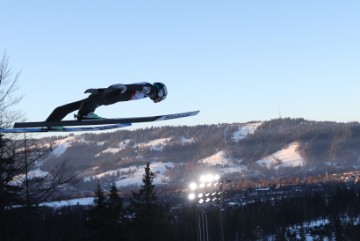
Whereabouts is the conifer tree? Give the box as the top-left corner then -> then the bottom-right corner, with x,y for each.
94,183 -> 106,209
89,183 -> 112,241
108,182 -> 123,210
107,183 -> 124,240
128,162 -> 175,241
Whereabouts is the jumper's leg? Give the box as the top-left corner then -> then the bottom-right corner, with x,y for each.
77,92 -> 129,116
46,99 -> 85,122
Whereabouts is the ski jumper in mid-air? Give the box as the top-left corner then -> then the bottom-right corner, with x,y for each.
46,82 -> 168,122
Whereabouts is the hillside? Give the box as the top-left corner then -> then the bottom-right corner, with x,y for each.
35,118 -> 360,194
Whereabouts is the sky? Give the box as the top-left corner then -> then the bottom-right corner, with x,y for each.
1,0 -> 360,130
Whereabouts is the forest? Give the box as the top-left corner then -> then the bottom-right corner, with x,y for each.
1,162 -> 360,241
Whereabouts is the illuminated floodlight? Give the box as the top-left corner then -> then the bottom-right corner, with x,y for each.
205,193 -> 210,197
206,198 -> 211,202
207,174 -> 214,182
199,199 -> 204,204
189,182 -> 197,191
198,193 -> 204,198
200,173 -> 219,183
199,183 -> 205,188
200,175 -> 207,183
188,193 -> 196,200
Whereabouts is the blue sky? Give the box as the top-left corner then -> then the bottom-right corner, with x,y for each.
2,0 -> 360,129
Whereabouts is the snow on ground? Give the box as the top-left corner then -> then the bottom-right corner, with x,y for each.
96,147 -> 122,157
232,122 -> 262,142
118,139 -> 132,148
96,139 -> 133,157
199,151 -> 230,166
10,168 -> 49,185
96,141 -> 107,146
180,136 -> 194,144
40,197 -> 94,208
198,151 -> 247,174
84,165 -> 138,181
52,136 -> 78,157
257,142 -> 305,169
115,162 -> 174,187
135,138 -> 171,151
84,162 -> 174,187
221,165 -> 248,174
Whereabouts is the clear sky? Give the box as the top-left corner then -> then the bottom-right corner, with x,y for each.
1,0 -> 360,129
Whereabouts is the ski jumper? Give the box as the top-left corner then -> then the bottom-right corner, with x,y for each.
46,82 -> 155,122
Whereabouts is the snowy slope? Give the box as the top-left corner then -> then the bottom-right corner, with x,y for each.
52,136 -> 77,157
198,151 -> 247,174
256,142 -> 305,169
41,123 -> 309,192
232,122 -> 262,142
84,162 -> 174,187
135,138 -> 171,151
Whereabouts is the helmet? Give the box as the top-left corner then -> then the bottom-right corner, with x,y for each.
153,82 -> 168,102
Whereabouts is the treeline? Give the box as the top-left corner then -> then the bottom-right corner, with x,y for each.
222,183 -> 360,240
1,162 -> 175,241
2,165 -> 360,241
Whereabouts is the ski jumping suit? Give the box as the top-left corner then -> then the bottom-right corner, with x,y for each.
46,82 -> 156,122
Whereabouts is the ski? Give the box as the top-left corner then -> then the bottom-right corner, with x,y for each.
13,110 -> 200,128
0,123 -> 131,133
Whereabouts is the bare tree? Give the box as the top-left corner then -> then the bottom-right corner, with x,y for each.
0,52 -> 23,128
0,53 -> 76,241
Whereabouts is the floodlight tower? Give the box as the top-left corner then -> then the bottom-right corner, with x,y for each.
187,173 -> 224,241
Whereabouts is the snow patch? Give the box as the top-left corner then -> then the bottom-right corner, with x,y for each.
199,151 -> 247,174
135,138 -> 171,151
84,162 -> 174,188
180,136 -> 194,144
96,147 -> 122,157
199,151 -> 230,166
10,168 -> 49,185
115,162 -> 174,187
257,142 -> 305,169
118,139 -> 132,148
52,136 -> 77,157
232,122 -> 262,142
40,197 -> 94,208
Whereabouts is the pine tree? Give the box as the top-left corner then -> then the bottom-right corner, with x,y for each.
107,183 -> 124,240
94,183 -> 106,209
128,162 -> 175,241
108,183 -> 123,210
89,183 -> 127,241
89,183 -> 112,241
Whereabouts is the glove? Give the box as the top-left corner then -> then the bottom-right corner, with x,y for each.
84,89 -> 99,94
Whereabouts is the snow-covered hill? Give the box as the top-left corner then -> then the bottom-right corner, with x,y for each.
39,122 -> 305,190
257,142 -> 305,169
34,119 -> 360,194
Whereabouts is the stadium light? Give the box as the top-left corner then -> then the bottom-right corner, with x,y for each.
189,182 -> 197,191
187,173 -> 223,241
188,193 -> 196,200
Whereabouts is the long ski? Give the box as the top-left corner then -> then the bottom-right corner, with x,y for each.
0,123 -> 131,133
13,110 -> 200,128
